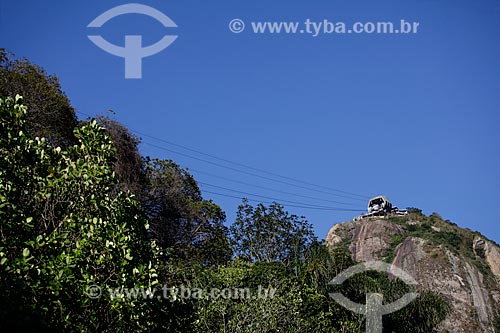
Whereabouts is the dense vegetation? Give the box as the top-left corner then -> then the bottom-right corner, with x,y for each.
386,210 -> 496,278
0,51 -> 451,332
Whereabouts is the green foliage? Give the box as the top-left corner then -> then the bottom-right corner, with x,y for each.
387,215 -> 408,226
0,96 -> 163,332
406,207 -> 423,215
383,234 -> 404,263
429,212 -> 443,221
494,314 -> 500,333
0,49 -> 77,147
331,269 -> 414,308
405,217 -> 463,253
95,115 -> 144,196
88,116 -> 233,267
0,92 -> 456,332
0,44 -> 465,333
322,264 -> 450,333
390,212 -> 497,286
298,242 -> 355,293
385,291 -> 451,333
192,260 -> 362,333
142,158 -> 232,266
328,269 -> 450,333
435,231 -> 462,249
230,199 -> 317,267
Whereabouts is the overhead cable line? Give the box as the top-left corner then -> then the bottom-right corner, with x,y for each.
141,141 -> 367,202
201,190 -> 366,212
76,111 -> 370,202
190,168 -> 360,206
198,181 -> 365,211
132,128 -> 370,200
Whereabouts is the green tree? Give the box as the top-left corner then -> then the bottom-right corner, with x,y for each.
299,242 -> 355,293
142,158 -> 232,266
230,199 -> 317,267
95,115 -> 145,196
385,291 -> 451,333
0,96 -> 163,332
193,260 -> 362,333
0,49 -> 77,147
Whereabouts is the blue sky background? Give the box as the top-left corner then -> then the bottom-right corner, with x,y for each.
1,0 -> 499,243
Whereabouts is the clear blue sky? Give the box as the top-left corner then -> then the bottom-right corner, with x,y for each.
1,0 -> 499,243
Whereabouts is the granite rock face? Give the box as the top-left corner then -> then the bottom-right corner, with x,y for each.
326,217 -> 500,332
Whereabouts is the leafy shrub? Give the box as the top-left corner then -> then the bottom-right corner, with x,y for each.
435,231 -> 462,250
230,199 -> 317,266
406,207 -> 423,215
0,96 -> 163,332
386,291 -> 451,333
494,314 -> 500,333
193,261 -> 362,333
383,234 -> 404,263
0,49 -> 77,147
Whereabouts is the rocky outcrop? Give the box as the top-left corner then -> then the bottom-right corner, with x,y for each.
325,217 -> 500,332
325,219 -> 404,262
485,242 -> 500,279
392,236 -> 425,272
464,261 -> 492,332
474,236 -> 500,278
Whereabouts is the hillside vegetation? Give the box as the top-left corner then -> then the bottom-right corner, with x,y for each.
0,50 -> 468,332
